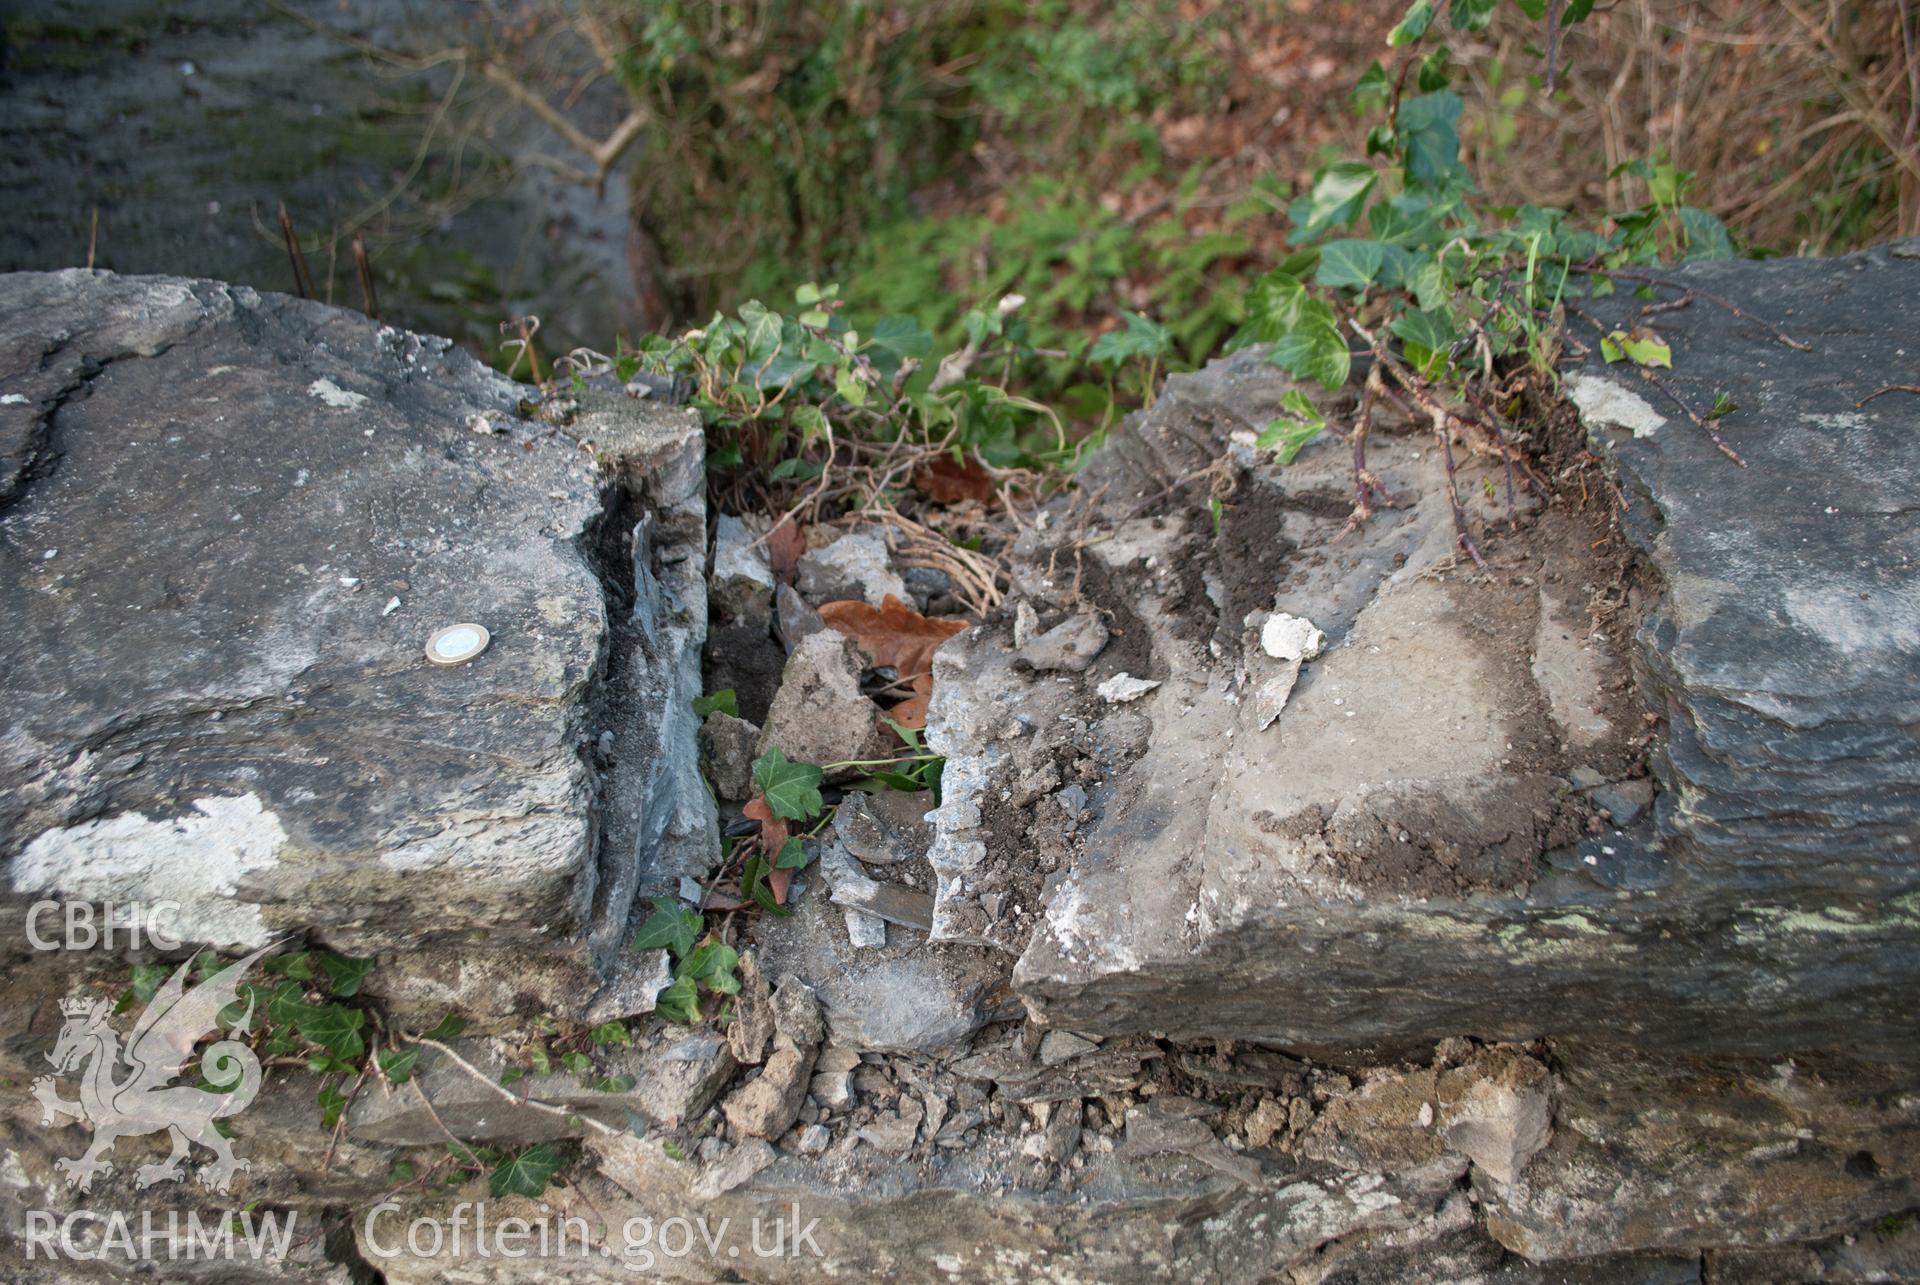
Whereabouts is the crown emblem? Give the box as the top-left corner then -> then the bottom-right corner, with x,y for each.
58,997 -> 100,1018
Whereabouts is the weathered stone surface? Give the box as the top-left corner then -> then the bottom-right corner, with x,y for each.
1481,1047 -> 1920,1262
754,631 -> 892,779
925,245 -> 1920,1059
696,711 -> 759,801
720,975 -> 822,1139
833,788 -> 935,865
0,271 -> 715,1025
794,529 -> 906,606
708,513 -> 773,627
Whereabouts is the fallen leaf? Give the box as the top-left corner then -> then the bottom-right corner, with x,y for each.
766,516 -> 806,585
819,595 -> 969,730
913,454 -> 996,505
742,796 -> 790,856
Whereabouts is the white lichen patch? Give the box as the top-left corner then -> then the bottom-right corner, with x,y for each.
11,793 -> 286,947
306,377 -> 370,410
1565,372 -> 1666,438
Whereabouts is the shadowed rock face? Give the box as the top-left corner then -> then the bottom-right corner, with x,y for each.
0,270 -> 713,1021
927,242 -> 1920,1060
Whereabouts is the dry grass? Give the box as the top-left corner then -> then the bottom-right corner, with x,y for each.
1455,0 -> 1918,251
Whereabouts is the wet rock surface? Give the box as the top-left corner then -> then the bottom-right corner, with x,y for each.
0,271 -> 714,1024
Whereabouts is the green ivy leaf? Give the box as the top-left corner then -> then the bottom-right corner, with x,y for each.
318,953 -> 374,998
1088,311 -> 1173,366
378,1048 -> 419,1084
130,963 -> 170,1004
561,1051 -> 591,1074
1397,91 -> 1468,189
295,1004 -> 365,1062
1316,239 -> 1389,289
752,748 -> 825,822
317,1082 -> 348,1129
1352,61 -> 1391,113
1255,391 -> 1329,465
865,315 -> 934,378
591,1021 -> 631,1047
1387,0 -> 1436,46
1416,46 -> 1451,92
654,975 -> 700,1025
680,941 -> 741,996
1391,307 -> 1459,356
1288,163 -> 1378,242
774,837 -> 812,870
422,1011 -> 465,1042
692,689 -> 738,719
1449,0 -> 1496,30
632,899 -> 704,959
1268,301 -> 1352,392
489,1143 -> 562,1199
1227,272 -> 1311,350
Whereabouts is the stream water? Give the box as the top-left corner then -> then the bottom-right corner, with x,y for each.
1,0 -> 641,363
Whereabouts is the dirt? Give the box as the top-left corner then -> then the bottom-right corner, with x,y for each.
701,622 -> 788,727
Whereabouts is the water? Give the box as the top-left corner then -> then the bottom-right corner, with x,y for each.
0,0 -> 643,364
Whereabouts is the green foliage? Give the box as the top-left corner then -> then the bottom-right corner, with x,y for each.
1255,391 -> 1328,465
609,283 -> 1068,489
692,689 -> 738,719
1223,0 -> 1733,439
751,748 -> 825,823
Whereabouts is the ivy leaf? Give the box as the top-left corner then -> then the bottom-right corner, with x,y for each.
1416,46 -> 1451,92
318,953 -> 374,998
680,941 -> 741,995
1396,91 -> 1468,189
692,689 -> 738,719
318,1082 -> 349,1129
1387,0 -> 1436,45
592,1021 -> 631,1047
1255,391 -> 1329,465
1316,240 -> 1388,289
1268,301 -> 1352,392
295,1004 -> 365,1062
422,1012 -> 465,1041
1088,311 -> 1173,366
774,837 -> 812,870
751,748 -> 825,822
1601,328 -> 1672,368
130,963 -> 170,1004
1227,272 -> 1311,350
1288,163 -> 1379,242
378,1048 -> 419,1084
1677,207 -> 1734,261
489,1143 -> 562,1199
654,974 -> 700,1025
1449,0 -> 1496,29
561,1051 -> 591,1074
632,899 -> 704,959
1391,307 -> 1459,356
1352,61 -> 1391,113
864,315 -> 934,378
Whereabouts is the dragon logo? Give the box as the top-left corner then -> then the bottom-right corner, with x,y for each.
32,945 -> 271,1194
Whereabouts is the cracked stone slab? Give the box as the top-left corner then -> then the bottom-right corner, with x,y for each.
0,271 -> 713,1025
929,248 -> 1920,1058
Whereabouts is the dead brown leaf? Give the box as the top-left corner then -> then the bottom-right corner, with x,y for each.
766,516 -> 806,585
913,454 -> 996,505
742,795 -> 793,904
819,594 -> 968,731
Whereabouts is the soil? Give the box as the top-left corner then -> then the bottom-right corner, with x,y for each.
702,622 -> 788,727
